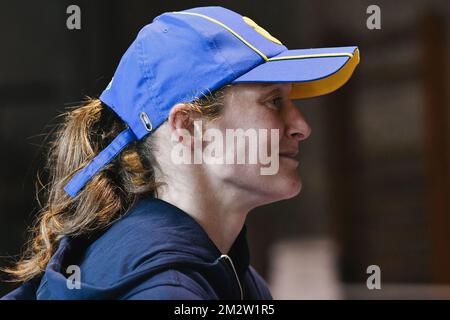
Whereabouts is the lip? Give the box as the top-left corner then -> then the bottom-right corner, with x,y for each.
279,150 -> 299,159
279,150 -> 300,165
280,154 -> 299,162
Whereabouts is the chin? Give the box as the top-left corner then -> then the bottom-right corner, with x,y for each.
259,173 -> 302,204
225,166 -> 303,205
280,175 -> 302,199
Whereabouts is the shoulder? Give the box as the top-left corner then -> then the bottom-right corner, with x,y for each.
246,265 -> 273,299
78,200 -> 170,281
121,269 -> 214,300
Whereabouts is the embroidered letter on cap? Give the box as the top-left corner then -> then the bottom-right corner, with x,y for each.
242,16 -> 282,45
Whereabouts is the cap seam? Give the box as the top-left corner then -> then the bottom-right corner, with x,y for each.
172,11 -> 269,62
268,52 -> 354,62
136,37 -> 161,135
207,32 -> 238,80
157,13 -> 237,103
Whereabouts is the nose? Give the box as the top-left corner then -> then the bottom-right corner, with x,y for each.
284,102 -> 311,142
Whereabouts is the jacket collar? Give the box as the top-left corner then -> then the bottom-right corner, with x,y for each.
133,197 -> 250,278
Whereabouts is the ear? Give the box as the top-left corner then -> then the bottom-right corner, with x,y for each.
168,103 -> 201,147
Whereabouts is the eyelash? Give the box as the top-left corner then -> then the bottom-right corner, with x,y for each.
266,96 -> 283,109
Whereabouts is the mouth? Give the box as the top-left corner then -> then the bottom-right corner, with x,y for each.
279,150 -> 300,164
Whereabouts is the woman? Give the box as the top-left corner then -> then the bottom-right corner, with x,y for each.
1,6 -> 359,300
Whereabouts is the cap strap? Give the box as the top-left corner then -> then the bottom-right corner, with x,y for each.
64,127 -> 137,197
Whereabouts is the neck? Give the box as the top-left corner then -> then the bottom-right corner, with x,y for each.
156,168 -> 254,254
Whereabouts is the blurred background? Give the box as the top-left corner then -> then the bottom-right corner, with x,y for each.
0,0 -> 449,299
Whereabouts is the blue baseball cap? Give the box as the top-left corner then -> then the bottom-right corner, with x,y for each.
64,6 -> 360,197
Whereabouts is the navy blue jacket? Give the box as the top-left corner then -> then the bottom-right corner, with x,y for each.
2,197 -> 272,300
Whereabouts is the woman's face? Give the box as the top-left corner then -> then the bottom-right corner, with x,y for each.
202,83 -> 311,206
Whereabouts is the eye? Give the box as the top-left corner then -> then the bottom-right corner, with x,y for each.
266,96 -> 283,110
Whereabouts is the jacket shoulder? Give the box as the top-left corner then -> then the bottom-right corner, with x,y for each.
122,269 -> 214,300
246,266 -> 273,299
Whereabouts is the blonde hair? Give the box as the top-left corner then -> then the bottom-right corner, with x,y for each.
3,87 -> 228,282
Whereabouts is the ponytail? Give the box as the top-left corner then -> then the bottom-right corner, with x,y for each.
3,85 -> 229,282
3,98 -> 156,282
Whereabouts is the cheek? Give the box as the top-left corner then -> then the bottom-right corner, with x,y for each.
216,106 -> 284,163
222,163 -> 302,201
220,98 -> 283,130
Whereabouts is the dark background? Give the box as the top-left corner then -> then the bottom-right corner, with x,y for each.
1,0 -> 449,298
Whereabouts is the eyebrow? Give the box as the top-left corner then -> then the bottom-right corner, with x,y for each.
263,87 -> 282,97
259,84 -> 286,98
261,83 -> 281,89
261,83 -> 292,92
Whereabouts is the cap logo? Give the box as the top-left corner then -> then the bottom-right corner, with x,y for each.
242,16 -> 282,45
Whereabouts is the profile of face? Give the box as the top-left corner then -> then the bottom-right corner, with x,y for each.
206,83 -> 311,204
163,83 -> 311,209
